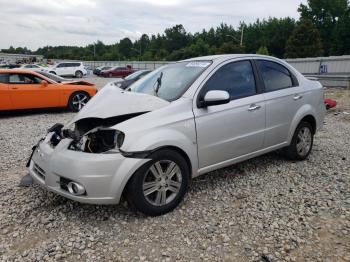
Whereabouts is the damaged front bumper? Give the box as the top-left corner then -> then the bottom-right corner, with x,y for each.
28,133 -> 149,205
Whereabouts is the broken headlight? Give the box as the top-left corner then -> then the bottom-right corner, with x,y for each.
75,128 -> 124,153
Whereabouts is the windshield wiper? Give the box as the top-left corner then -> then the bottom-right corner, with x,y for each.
153,72 -> 163,96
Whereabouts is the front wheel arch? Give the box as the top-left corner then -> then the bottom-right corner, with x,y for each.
124,148 -> 190,216
121,146 -> 192,198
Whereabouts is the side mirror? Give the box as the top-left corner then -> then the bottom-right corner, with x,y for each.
41,80 -> 48,87
198,90 -> 230,108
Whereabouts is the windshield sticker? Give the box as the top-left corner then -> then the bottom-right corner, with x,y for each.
186,61 -> 211,68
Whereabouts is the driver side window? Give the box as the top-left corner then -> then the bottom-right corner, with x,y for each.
9,74 -> 43,84
202,60 -> 257,100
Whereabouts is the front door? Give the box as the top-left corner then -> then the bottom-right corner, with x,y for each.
9,73 -> 59,109
193,60 -> 266,169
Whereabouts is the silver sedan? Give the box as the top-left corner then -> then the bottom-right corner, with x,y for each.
28,54 -> 325,216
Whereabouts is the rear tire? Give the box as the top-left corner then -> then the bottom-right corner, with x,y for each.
75,71 -> 83,78
126,149 -> 189,216
284,121 -> 314,160
68,91 -> 90,112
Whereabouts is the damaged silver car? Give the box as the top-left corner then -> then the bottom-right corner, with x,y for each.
28,55 -> 325,216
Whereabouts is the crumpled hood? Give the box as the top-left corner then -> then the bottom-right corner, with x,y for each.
70,84 -> 170,123
63,80 -> 94,86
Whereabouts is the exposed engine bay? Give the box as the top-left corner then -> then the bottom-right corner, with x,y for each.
48,112 -> 147,153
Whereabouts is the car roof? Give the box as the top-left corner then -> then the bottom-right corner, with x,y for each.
182,54 -> 274,62
0,68 -> 42,74
0,69 -> 56,83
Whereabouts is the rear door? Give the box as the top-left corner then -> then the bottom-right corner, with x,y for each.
254,59 -> 305,147
9,73 -> 60,109
193,60 -> 266,169
0,73 -> 12,110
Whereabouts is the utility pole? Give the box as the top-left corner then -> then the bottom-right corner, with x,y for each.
240,24 -> 244,47
139,41 -> 142,61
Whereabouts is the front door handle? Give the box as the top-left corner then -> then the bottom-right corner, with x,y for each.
248,104 -> 261,111
11,87 -> 18,90
293,94 -> 303,100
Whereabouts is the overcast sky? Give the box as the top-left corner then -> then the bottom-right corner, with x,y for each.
0,0 -> 306,50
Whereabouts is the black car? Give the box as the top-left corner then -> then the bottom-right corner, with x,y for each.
93,66 -> 112,76
115,69 -> 151,89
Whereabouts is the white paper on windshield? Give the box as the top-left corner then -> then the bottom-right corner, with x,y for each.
186,61 -> 211,68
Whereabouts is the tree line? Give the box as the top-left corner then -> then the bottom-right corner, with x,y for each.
1,0 -> 350,61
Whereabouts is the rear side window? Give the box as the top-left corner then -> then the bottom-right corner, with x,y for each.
202,60 -> 257,100
0,73 -> 8,83
257,60 -> 294,92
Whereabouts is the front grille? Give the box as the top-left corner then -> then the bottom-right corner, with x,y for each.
33,163 -> 46,180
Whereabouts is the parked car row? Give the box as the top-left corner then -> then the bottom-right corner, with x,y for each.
1,62 -> 89,78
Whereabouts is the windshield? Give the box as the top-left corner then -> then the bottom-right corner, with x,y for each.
129,61 -> 211,101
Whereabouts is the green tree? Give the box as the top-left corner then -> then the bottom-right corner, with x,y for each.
298,0 -> 349,55
244,18 -> 295,58
217,42 -> 245,54
164,24 -> 189,53
332,8 -> 350,55
256,46 -> 269,55
118,38 -> 133,59
285,19 -> 323,58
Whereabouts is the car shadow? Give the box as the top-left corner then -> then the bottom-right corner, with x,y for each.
0,108 -> 72,118
29,150 -> 289,222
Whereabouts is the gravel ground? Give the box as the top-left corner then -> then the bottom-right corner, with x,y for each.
0,89 -> 349,261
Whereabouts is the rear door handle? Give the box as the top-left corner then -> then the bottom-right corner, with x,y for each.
11,87 -> 18,90
293,94 -> 303,100
248,104 -> 261,111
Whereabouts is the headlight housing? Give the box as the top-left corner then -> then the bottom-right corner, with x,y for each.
75,128 -> 125,153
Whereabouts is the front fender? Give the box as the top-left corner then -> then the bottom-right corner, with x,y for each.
121,127 -> 199,177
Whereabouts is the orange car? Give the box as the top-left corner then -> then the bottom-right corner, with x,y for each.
0,69 -> 97,112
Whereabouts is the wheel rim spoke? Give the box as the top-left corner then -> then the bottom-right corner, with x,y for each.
149,165 -> 161,178
161,190 -> 167,205
154,162 -> 163,176
143,182 -> 159,196
164,162 -> 176,176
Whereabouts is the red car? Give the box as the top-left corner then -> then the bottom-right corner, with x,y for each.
100,65 -> 135,78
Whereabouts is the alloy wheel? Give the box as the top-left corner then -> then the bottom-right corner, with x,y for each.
72,93 -> 89,111
142,160 -> 182,206
296,126 -> 312,157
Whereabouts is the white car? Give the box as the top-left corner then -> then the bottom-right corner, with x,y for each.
28,54 -> 325,216
48,62 -> 87,78
19,64 -> 49,73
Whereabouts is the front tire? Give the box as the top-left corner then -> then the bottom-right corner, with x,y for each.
284,121 -> 314,160
49,71 -> 56,75
68,91 -> 90,112
126,149 -> 189,216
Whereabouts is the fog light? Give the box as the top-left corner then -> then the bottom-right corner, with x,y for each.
67,182 -> 85,195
